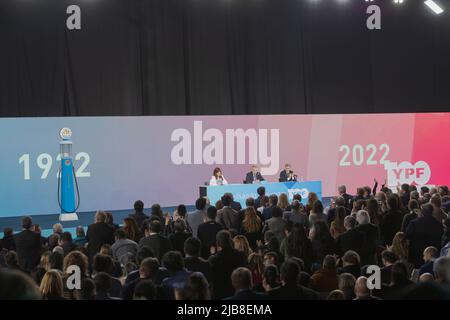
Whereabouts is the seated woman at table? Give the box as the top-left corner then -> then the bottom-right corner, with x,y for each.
209,167 -> 228,186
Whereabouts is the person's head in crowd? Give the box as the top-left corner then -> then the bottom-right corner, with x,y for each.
21,216 -> 33,230
47,234 -> 59,250
354,276 -> 370,299
134,200 -> 144,213
114,228 -> 127,242
263,252 -> 279,267
339,273 -> 356,297
3,227 -> 13,238
271,206 -> 283,218
264,230 -> 276,244
356,188 -> 365,198
278,193 -> 289,210
366,199 -> 380,222
257,186 -> 266,197
408,199 -> 420,213
242,207 -> 262,234
60,231 -> 73,245
49,251 -> 64,271
216,230 -> 233,251
215,200 -> 223,210
363,186 -> 371,198
410,190 -> 420,201
298,271 -> 311,287
422,203 -> 434,217
263,264 -> 280,290
288,257 -> 305,272
343,250 -> 360,268
224,193 -> 235,202
139,257 -> 159,280
94,272 -> 112,295
184,237 -> 201,258
233,235 -> 253,258
134,280 -> 157,300
421,186 -> 430,196
400,183 -> 410,194
323,255 -> 337,271
221,194 -> 232,207
419,273 -> 434,283
183,272 -> 210,300
248,253 -> 264,277
195,197 -> 207,211
421,193 -> 432,205
162,251 -> 185,274
334,196 -> 345,208
104,212 -> 114,226
356,210 -> 370,225
151,204 -> 163,219
5,251 -> 19,269
312,200 -> 324,214
143,219 -> 162,236
310,221 -> 333,242
338,185 -> 347,196
327,290 -> 345,300
431,194 -> 442,209
381,250 -> 397,267
387,194 -> 400,211
434,257 -> 450,286
206,206 -> 217,221
231,267 -> 253,292
136,246 -> 155,266
53,223 -> 63,235
268,194 -> 278,207
177,204 -> 187,219
260,196 -> 270,208
53,246 -> 64,256
280,260 -> 300,286
410,185 -> 418,192
0,269 -> 40,300
75,226 -> 85,238
64,251 -> 88,277
344,215 -> 356,231
423,246 -> 439,263
39,251 -> 52,272
174,219 -> 187,233
390,232 -> 408,260
39,270 -> 64,300
75,278 -> 96,300
439,186 -> 449,197
32,224 -> 42,235
95,211 -> 107,224
353,199 -> 366,213
93,254 -> 114,275
375,191 -> 387,204
391,262 -> 410,285
430,187 -> 438,195
307,192 -> 318,208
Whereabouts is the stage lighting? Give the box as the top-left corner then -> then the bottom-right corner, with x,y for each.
393,0 -> 404,4
424,0 -> 444,14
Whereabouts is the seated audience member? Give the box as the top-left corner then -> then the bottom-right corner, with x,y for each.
139,219 -> 172,261
380,195 -> 403,246
39,270 -> 66,300
129,200 -> 149,230
245,165 -> 265,184
93,254 -> 122,298
338,273 -> 356,300
197,206 -> 224,258
263,206 -> 287,243
73,226 -> 87,247
310,255 -> 339,294
377,262 -> 414,300
224,267 -> 269,300
283,200 -> 308,230
184,237 -> 212,281
309,221 -> 336,269
133,280 -> 157,300
355,210 -> 379,265
262,194 -> 278,221
419,246 -> 439,276
0,269 -> 40,300
59,232 -> 76,255
122,257 -> 160,300
14,216 -> 42,272
240,207 -> 263,250
405,203 -> 443,268
86,211 -> 115,262
339,250 -> 361,279
353,276 -> 381,300
336,216 -> 366,259
309,200 -> 326,227
209,230 -> 246,299
330,206 -> 346,239
99,244 -> 122,278
123,217 -> 142,243
0,227 -> 15,251
75,278 -> 96,300
94,272 -> 121,300
111,228 -> 139,266
269,260 -> 320,300
254,187 -> 266,209
187,198 -> 207,237
168,219 -> 192,255
280,223 -> 313,272
161,251 -> 190,300
327,290 -> 345,300
216,194 -> 240,230
182,272 -> 211,300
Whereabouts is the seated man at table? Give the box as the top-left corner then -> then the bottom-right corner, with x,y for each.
279,163 -> 297,182
245,165 -> 265,184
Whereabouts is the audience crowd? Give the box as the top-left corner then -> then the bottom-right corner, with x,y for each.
2,182 -> 450,300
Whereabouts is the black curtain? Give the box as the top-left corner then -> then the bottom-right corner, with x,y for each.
1,0 -> 450,117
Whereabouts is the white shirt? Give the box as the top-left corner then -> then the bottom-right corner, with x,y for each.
209,176 -> 228,186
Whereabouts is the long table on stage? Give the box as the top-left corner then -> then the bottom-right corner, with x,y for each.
199,181 -> 322,208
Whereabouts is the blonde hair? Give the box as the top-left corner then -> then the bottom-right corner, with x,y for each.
390,232 -> 409,260
278,193 -> 289,210
233,235 -> 253,258
39,251 -> 52,271
242,207 -> 262,234
40,270 -> 63,299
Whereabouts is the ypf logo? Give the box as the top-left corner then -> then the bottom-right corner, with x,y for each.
384,160 -> 431,186
288,188 -> 309,200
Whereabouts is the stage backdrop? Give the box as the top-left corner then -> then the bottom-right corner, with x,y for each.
0,113 -> 449,217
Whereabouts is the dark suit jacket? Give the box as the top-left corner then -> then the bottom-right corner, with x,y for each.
14,229 -> 42,272
355,223 -> 379,265
139,233 -> 172,261
380,209 -> 403,246
245,172 -> 265,184
86,222 -> 115,260
197,221 -> 223,258
336,228 -> 366,258
224,289 -> 270,300
405,215 -> 443,267
279,170 -> 296,182
169,231 -> 192,254
184,256 -> 212,281
217,207 -> 240,230
129,212 -> 149,229
269,283 -> 320,300
209,248 -> 246,299
231,201 -> 242,212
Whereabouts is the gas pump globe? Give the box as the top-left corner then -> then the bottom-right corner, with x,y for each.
58,127 -> 79,221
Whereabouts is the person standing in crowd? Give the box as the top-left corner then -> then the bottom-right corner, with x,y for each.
209,167 -> 228,186
216,194 -> 240,230
283,200 -> 308,230
14,216 -> 42,272
123,217 -> 142,243
240,207 -> 263,250
111,228 -> 139,265
187,197 -> 207,237
355,210 -> 379,265
263,207 -> 287,243
197,206 -> 223,258
336,216 -> 365,259
129,200 -> 149,230
139,219 -> 172,261
168,219 -> 192,255
280,223 -> 313,272
262,194 -> 278,221
380,195 -> 404,246
337,185 -> 353,210
254,186 -> 266,209
86,211 -> 115,262
183,237 -> 211,281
